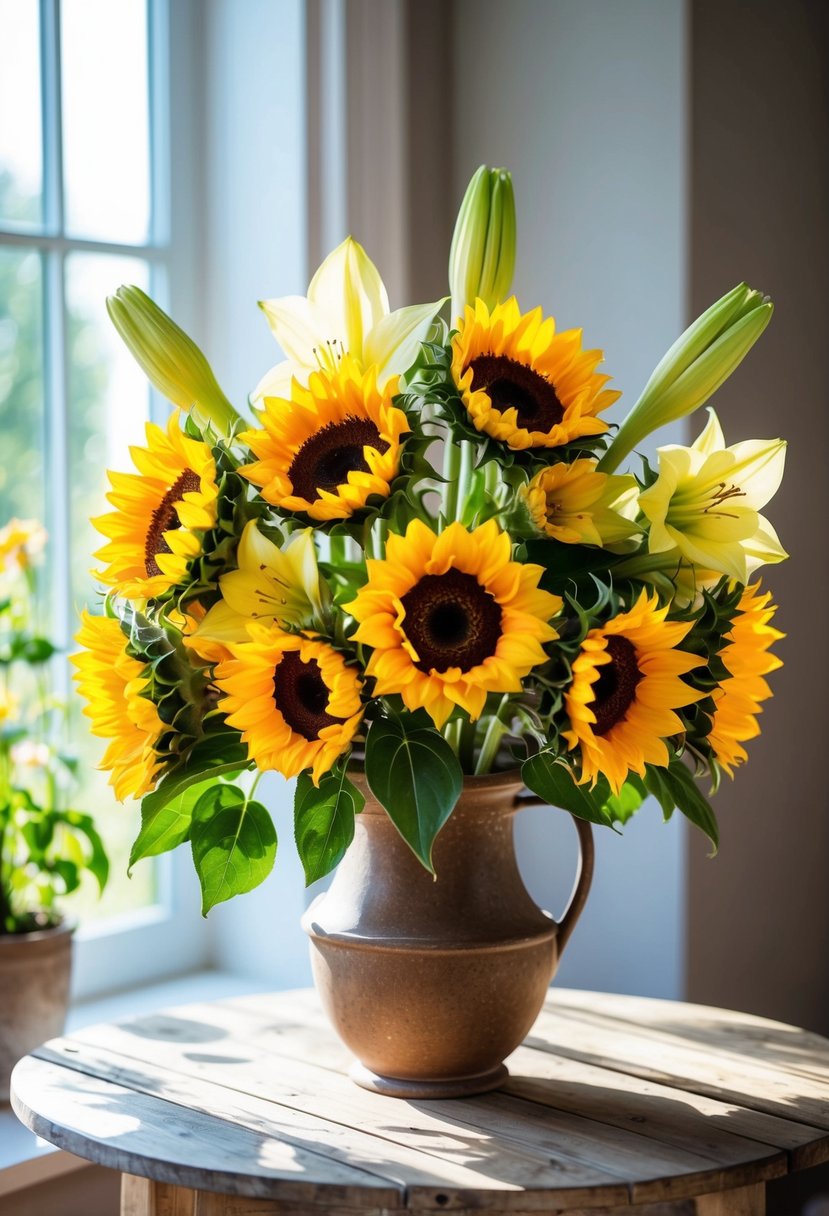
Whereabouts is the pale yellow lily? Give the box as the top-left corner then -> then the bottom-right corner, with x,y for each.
638,410 -> 787,583
254,238 -> 445,401
190,522 -> 328,655
522,459 -> 640,548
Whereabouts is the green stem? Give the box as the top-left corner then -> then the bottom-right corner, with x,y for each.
614,549 -> 679,577
442,436 -> 462,522
456,443 -> 473,523
475,696 -> 510,775
329,532 -> 346,569
442,718 -> 462,756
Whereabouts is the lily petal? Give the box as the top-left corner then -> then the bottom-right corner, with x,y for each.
364,299 -> 447,385
308,237 -> 389,358
258,295 -> 325,367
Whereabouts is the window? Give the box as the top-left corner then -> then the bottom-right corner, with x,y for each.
0,0 -> 208,995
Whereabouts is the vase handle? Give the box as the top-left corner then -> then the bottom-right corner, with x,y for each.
513,792 -> 595,956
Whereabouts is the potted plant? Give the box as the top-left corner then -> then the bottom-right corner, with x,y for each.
0,518 -> 108,1102
72,166 -> 785,1097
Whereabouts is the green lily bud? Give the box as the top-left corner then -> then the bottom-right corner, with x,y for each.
449,166 -> 516,321
107,285 -> 241,435
598,283 -> 773,473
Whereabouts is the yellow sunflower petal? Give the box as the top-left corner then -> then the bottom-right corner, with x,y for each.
93,411 -> 218,603
71,611 -> 164,800
564,591 -> 704,795
215,628 -> 363,784
450,298 -> 619,452
708,583 -> 783,776
346,518 -> 562,728
240,354 -> 408,522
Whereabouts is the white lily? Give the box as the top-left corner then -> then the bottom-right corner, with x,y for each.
253,238 -> 445,401
638,409 -> 787,583
191,522 -> 329,654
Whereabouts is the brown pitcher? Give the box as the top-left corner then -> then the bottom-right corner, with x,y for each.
302,768 -> 594,1098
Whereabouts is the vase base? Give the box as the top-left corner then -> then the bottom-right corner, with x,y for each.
349,1061 -> 509,1099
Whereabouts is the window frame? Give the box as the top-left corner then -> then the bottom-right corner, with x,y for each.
0,0 -> 211,997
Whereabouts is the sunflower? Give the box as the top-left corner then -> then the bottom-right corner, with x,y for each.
72,611 -> 164,801
563,591 -> 706,795
93,411 -> 218,602
450,298 -> 620,452
345,519 -> 562,729
215,627 -> 363,783
708,584 -> 783,776
240,355 -> 409,522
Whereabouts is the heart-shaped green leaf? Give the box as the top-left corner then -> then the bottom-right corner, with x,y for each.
522,752 -> 617,828
294,764 -> 364,885
646,759 -> 719,854
365,712 -> 462,872
190,785 -> 277,914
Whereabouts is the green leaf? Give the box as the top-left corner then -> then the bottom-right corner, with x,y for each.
190,785 -> 277,914
602,775 -> 648,826
129,777 -> 216,869
294,764 -> 364,886
646,759 -> 719,854
364,712 -> 462,872
644,767 -> 676,822
58,811 -> 110,893
52,859 -> 80,895
21,636 -> 58,664
522,751 -> 617,829
138,732 -> 249,824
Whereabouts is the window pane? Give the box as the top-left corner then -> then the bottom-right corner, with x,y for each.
65,251 -> 154,923
0,0 -> 43,229
61,0 -> 151,244
0,249 -> 45,524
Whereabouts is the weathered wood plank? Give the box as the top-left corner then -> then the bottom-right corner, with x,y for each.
121,1176 -> 199,1216
692,1183 -> 764,1214
553,990 -> 829,1085
196,996 -> 804,1171
524,1005 -> 829,1139
35,1037 -> 546,1200
502,1045 -> 806,1169
44,1002 -> 790,1209
70,992 -> 796,1198
12,1055 -> 399,1206
121,1174 -> 158,1216
15,988 -> 829,1215
33,1034 -> 633,1211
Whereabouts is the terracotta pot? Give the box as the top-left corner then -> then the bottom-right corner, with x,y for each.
302,769 -> 593,1098
0,921 -> 74,1103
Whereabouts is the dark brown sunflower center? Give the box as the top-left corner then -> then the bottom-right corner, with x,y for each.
590,635 -> 642,737
273,651 -> 344,742
144,468 -> 201,578
400,569 -> 503,674
467,354 -> 564,432
288,417 -> 388,502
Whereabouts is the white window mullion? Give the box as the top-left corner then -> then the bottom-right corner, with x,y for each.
39,0 -> 71,665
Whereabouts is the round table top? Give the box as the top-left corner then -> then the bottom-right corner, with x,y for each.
10,987 -> 829,1211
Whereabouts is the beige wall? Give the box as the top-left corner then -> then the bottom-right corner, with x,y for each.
686,0 -> 829,1033
447,0 -> 690,998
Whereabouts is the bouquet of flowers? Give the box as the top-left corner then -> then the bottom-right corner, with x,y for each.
73,167 -> 785,914
1,519 -> 108,933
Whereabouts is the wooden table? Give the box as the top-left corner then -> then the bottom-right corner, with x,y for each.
9,987 -> 829,1216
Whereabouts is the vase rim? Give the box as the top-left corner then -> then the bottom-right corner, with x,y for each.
347,765 -> 526,794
